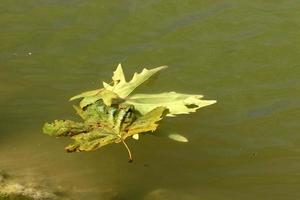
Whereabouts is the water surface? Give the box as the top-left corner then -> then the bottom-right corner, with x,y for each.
1,0 -> 300,199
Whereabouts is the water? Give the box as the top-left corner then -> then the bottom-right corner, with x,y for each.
1,0 -> 300,199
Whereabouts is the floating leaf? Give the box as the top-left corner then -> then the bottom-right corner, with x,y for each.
70,64 -> 167,107
65,128 -> 119,152
168,133 -> 189,142
103,64 -> 168,98
69,89 -> 101,101
126,92 -> 217,116
43,120 -> 90,137
70,89 -> 120,108
43,101 -> 167,161
79,89 -> 120,108
111,63 -> 126,85
65,105 -> 167,152
43,64 -> 216,161
124,106 -> 167,138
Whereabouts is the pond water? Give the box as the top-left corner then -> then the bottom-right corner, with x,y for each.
1,0 -> 300,199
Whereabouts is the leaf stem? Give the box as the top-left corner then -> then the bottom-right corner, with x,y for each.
121,139 -> 133,162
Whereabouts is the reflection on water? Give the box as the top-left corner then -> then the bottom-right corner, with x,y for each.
1,0 -> 300,199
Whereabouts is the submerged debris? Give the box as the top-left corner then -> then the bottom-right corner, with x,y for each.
0,171 -> 60,200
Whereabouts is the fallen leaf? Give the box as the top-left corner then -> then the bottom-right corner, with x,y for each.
168,133 -> 188,142
43,64 -> 216,161
126,92 -> 217,116
43,101 -> 168,161
103,64 -> 167,98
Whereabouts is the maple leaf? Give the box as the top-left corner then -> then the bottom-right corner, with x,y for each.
103,63 -> 167,98
70,89 -> 121,108
43,64 -> 216,161
43,101 -> 167,161
126,92 -> 216,117
69,64 -> 216,116
69,64 -> 167,108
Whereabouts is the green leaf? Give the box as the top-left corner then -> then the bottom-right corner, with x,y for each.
43,120 -> 90,137
124,106 -> 167,138
103,64 -> 168,98
44,101 -> 168,156
65,129 -> 118,152
70,64 -> 167,108
112,63 -> 126,84
125,92 -> 217,116
69,89 -> 102,101
67,107 -> 166,154
70,89 -> 121,108
43,64 -> 217,161
168,133 -> 188,142
79,89 -> 120,108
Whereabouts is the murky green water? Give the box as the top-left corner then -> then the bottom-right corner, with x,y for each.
1,0 -> 300,199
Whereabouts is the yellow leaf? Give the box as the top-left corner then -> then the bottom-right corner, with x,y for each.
126,92 -> 216,116
103,64 -> 167,98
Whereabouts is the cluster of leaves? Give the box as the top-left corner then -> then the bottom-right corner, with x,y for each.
43,64 -> 216,161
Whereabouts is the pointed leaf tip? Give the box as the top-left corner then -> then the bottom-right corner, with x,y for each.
104,65 -> 168,98
69,89 -> 102,101
112,63 -> 126,84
